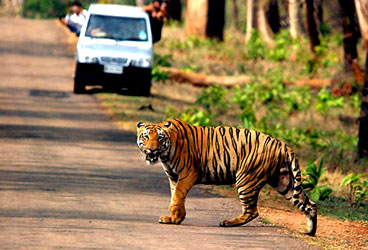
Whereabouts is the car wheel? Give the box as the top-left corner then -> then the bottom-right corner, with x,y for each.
141,80 -> 151,97
137,70 -> 152,97
73,78 -> 86,94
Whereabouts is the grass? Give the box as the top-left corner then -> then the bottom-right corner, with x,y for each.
157,28 -> 346,82
94,81 -> 201,132
318,198 -> 368,221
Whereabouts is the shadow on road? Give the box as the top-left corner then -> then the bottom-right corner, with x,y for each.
0,41 -> 74,58
0,165 -> 217,198
0,207 -> 158,223
0,124 -> 133,143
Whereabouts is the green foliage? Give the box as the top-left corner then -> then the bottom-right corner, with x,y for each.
152,67 -> 168,83
302,159 -> 332,201
300,36 -> 337,74
267,30 -> 293,62
310,185 -> 333,202
168,36 -> 218,51
229,70 -> 342,151
315,87 -> 345,115
22,0 -> 66,18
246,30 -> 267,60
341,173 -> 368,207
318,196 -> 368,221
195,85 -> 230,115
178,108 -> 214,126
302,160 -> 326,190
349,93 -> 361,110
319,22 -> 331,36
166,85 -> 229,127
281,86 -> 313,113
22,0 -> 136,18
154,53 -> 172,67
314,37 -> 330,58
232,84 -> 257,128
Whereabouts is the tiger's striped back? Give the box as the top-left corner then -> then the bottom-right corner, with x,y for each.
164,119 -> 289,186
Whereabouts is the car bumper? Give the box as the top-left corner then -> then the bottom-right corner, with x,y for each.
74,63 -> 152,87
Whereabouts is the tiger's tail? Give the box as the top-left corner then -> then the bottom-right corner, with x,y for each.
289,152 -> 317,236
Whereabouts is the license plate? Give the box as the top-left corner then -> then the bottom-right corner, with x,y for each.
104,65 -> 123,74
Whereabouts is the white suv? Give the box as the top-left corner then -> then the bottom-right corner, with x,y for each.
74,4 -> 153,96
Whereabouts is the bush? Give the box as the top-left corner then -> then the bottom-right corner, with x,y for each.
315,87 -> 345,115
246,30 -> 266,60
267,30 -> 293,62
22,0 -> 136,19
196,85 -> 230,115
302,159 -> 332,201
154,53 -> 172,67
175,108 -> 215,127
341,173 -> 368,207
23,0 -> 66,18
152,66 -> 168,82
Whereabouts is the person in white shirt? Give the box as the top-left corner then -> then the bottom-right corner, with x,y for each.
60,1 -> 87,36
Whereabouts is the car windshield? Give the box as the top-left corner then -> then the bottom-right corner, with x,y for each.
85,14 -> 148,42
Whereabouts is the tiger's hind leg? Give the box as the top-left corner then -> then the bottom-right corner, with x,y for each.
269,160 -> 317,236
219,177 -> 266,227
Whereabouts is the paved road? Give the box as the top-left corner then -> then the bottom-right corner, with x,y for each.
0,18 -> 317,249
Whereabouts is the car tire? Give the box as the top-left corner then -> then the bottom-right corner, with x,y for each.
141,79 -> 151,97
136,70 -> 151,97
73,78 -> 86,94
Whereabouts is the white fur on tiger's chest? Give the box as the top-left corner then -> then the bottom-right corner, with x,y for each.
160,161 -> 178,180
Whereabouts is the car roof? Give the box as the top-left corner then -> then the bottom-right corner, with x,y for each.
88,4 -> 148,18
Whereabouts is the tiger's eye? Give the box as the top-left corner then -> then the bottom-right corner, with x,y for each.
158,135 -> 164,141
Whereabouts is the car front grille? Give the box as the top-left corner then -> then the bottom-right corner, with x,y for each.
100,57 -> 128,65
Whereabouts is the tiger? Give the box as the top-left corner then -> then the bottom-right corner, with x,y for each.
136,118 -> 317,236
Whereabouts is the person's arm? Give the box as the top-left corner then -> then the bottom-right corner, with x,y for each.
82,9 -> 88,17
63,15 -> 71,25
142,3 -> 154,12
64,6 -> 75,24
157,0 -> 172,20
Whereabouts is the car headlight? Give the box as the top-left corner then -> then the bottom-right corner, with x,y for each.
77,51 -> 98,63
131,58 -> 152,68
80,56 -> 98,63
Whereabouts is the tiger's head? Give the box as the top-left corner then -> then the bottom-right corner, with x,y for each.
136,121 -> 172,165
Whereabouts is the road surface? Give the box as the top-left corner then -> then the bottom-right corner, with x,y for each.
0,17 -> 318,249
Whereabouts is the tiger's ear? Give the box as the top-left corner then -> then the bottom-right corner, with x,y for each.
164,121 -> 172,128
137,122 -> 145,129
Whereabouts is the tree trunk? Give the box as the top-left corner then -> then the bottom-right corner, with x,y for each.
356,0 -> 368,159
266,0 -> 280,34
245,0 -> 258,42
185,0 -> 225,40
185,0 -> 208,39
339,0 -> 359,72
169,0 -> 182,22
289,0 -> 303,38
305,0 -> 320,53
358,51 -> 368,159
316,0 -> 323,23
232,0 -> 239,28
1,0 -> 23,15
258,0 -> 275,47
136,0 -> 146,7
355,0 -> 368,48
206,0 -> 225,40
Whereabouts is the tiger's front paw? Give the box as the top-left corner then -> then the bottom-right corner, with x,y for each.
169,204 -> 186,224
220,219 -> 236,227
159,216 -> 172,224
219,212 -> 258,227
